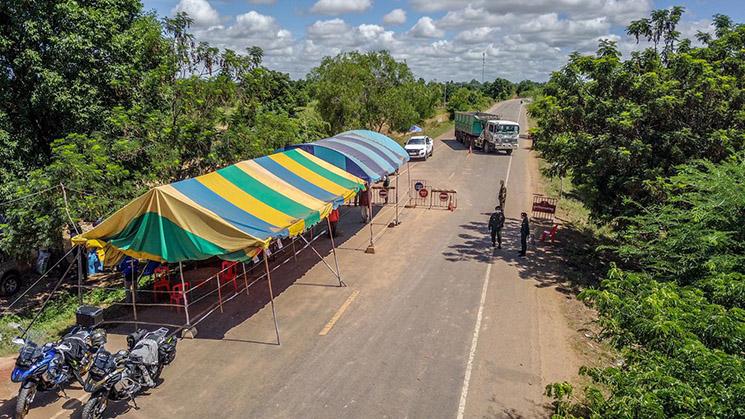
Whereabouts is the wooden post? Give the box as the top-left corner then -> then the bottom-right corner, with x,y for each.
264,251 -> 280,345
242,262 -> 250,296
76,246 -> 83,305
178,262 -> 191,327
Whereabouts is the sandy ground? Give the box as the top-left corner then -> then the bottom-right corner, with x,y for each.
0,99 -> 598,419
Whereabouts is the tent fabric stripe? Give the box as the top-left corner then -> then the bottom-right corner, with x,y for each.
320,138 -> 394,174
295,143 -> 382,183
332,134 -> 400,169
72,148 -> 364,265
312,140 -> 388,179
342,130 -> 410,162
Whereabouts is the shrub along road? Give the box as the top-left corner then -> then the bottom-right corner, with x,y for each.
1,99 -> 586,418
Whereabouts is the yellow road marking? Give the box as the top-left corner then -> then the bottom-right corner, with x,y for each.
319,290 -> 360,336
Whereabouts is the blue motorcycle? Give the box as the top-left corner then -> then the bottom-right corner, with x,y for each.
10,325 -> 107,418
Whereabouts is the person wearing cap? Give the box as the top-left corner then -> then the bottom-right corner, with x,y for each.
488,206 -> 505,248
519,212 -> 530,256
498,180 -> 507,209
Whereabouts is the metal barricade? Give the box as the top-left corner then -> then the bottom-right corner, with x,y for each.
406,180 -> 428,207
430,189 -> 457,211
371,185 -> 397,205
531,194 -> 558,221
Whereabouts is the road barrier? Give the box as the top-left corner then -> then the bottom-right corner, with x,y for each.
430,189 -> 457,211
371,185 -> 397,205
403,178 -> 457,211
531,194 -> 558,221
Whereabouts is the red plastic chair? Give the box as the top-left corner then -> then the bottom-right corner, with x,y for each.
540,224 -> 559,243
152,266 -> 171,301
170,282 -> 191,311
218,261 -> 238,293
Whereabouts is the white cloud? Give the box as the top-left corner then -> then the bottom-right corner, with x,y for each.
408,17 -> 444,38
170,0 -> 721,83
455,27 -> 498,44
310,0 -> 372,15
171,0 -> 220,27
383,8 -> 407,25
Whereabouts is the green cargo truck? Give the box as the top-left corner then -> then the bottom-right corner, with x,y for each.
454,111 -> 520,154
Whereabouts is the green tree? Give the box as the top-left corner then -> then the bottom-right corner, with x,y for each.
309,50 -> 433,133
446,87 -> 490,117
530,10 -> 745,220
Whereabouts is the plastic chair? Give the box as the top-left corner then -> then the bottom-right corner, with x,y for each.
218,261 -> 238,293
170,282 -> 191,311
152,266 -> 171,301
540,224 -> 559,243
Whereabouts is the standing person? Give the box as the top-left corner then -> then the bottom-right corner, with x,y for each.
498,180 -> 507,209
118,256 -> 139,303
488,206 -> 505,248
328,208 -> 340,238
382,175 -> 390,204
519,212 -> 530,256
359,185 -> 371,223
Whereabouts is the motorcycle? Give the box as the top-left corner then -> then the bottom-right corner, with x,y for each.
10,325 -> 107,418
82,327 -> 177,419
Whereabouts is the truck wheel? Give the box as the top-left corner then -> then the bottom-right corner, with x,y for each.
484,143 -> 490,154
506,149 -> 513,155
1,271 -> 21,297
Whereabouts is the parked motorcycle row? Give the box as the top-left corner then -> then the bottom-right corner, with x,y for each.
9,324 -> 177,419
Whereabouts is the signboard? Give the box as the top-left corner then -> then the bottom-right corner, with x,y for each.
414,181 -> 424,191
532,200 -> 556,214
439,192 -> 449,201
419,188 -> 429,198
379,189 -> 388,199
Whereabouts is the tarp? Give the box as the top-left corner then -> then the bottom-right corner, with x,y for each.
290,130 -> 409,184
72,149 -> 365,265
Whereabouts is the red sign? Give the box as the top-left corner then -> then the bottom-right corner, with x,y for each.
532,200 -> 557,214
439,192 -> 449,201
379,189 -> 388,198
419,188 -> 429,198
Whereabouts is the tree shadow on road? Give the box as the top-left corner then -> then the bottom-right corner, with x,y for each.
442,216 -> 613,295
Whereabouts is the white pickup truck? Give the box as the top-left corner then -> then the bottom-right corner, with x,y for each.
404,136 -> 433,160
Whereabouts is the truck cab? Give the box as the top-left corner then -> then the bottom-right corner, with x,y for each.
480,120 -> 520,154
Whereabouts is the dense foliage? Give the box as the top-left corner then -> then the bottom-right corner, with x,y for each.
536,8 -> 745,418
308,51 -> 440,133
530,9 -> 744,220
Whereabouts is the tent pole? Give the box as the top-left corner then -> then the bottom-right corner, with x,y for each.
130,258 -> 138,329
264,251 -> 280,345
394,171 -> 400,226
365,195 -> 375,253
242,262 -> 249,296
179,262 -> 191,327
291,237 -> 298,263
327,217 -> 344,287
77,246 -> 83,305
407,162 -> 412,200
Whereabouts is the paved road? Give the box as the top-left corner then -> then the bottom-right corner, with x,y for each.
0,99 -> 581,419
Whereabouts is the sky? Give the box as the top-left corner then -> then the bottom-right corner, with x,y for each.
141,0 -> 745,82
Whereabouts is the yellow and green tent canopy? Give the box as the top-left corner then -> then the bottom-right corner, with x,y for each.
73,149 -> 365,265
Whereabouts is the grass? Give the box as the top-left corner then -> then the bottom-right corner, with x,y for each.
0,275 -> 151,357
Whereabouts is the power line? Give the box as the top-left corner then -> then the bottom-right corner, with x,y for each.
0,186 -> 59,207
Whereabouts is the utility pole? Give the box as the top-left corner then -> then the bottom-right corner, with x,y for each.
482,52 -> 485,84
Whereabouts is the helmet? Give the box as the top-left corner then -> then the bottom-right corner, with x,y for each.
90,328 -> 107,349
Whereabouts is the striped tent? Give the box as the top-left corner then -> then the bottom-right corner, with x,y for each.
72,149 -> 365,265
290,131 -> 409,183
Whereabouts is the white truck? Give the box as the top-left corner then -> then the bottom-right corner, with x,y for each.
454,112 -> 520,154
404,136 -> 433,160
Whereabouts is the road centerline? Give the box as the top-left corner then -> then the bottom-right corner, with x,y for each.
456,262 -> 492,419
319,290 -> 360,336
